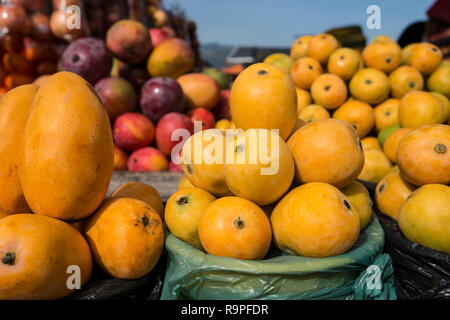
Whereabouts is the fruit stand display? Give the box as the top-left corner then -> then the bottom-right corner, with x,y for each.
0,0 -> 449,302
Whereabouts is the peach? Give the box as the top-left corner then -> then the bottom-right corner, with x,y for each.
113,113 -> 155,151
155,112 -> 194,156
128,147 -> 169,172
113,145 -> 129,171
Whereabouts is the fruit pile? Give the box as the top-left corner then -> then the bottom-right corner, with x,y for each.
0,72 -> 166,299
56,17 -> 231,173
165,33 -> 450,260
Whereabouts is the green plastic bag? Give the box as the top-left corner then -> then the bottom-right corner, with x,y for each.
161,216 -> 397,300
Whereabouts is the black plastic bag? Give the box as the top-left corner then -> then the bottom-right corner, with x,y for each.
67,250 -> 167,300
374,207 -> 450,300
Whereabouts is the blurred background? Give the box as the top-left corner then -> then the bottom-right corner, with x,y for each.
164,0 -> 449,67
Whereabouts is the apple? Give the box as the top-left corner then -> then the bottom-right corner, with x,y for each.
155,112 -> 194,156
128,147 -> 169,172
113,112 -> 155,151
188,108 -> 216,130
140,77 -> 185,122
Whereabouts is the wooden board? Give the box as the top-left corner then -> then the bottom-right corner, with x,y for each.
107,171 -> 183,201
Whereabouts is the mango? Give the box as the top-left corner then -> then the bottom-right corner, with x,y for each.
230,63 -> 298,140
398,184 -> 450,254
0,85 -> 39,215
20,72 -> 114,220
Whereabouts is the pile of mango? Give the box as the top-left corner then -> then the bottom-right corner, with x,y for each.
0,72 -> 167,299
166,33 -> 450,261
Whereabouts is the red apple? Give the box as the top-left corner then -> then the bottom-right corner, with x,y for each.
149,28 -> 171,47
113,112 -> 155,151
188,108 -> 216,130
128,147 -> 169,172
212,89 -> 231,120
155,112 -> 194,156
113,145 -> 129,171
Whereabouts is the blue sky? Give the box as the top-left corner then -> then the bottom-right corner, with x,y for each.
166,0 -> 434,47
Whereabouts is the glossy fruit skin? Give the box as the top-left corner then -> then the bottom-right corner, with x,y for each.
398,91 -> 444,128
263,53 -> 293,73
113,112 -> 155,152
149,27 -> 171,47
378,124 -> 401,148
328,48 -> 362,81
178,175 -> 195,190
401,43 -> 418,64
110,182 -> 164,219
308,33 -> 341,64
398,184 -> 450,254
113,145 -> 129,171
397,124 -> 450,186
374,99 -> 400,132
290,35 -> 312,60
95,77 -> 138,122
361,136 -> 381,152
140,77 -> 185,123
155,112 -> 194,156
290,57 -> 323,90
0,85 -> 38,215
406,42 -> 442,76
181,129 -> 231,197
198,196 -> 272,260
287,119 -> 364,188
362,41 -> 402,73
165,187 -> 216,250
431,92 -> 450,123
0,214 -> 93,300
147,38 -> 195,78
20,72 -> 114,221
349,68 -> 390,105
299,104 -> 330,123
427,66 -> 450,99
333,100 -> 375,138
358,149 -> 392,183
295,88 -> 312,113
375,172 -> 416,220
60,38 -> 112,85
382,128 -> 413,163
340,181 -> 373,229
224,129 -> 295,206
177,73 -> 220,110
169,160 -> 183,172
188,108 -> 216,130
106,20 -> 152,64
388,66 -> 424,99
271,182 -> 360,258
215,119 -> 236,132
231,63 -> 298,140
127,147 -> 169,172
85,197 -> 164,279
310,73 -> 348,110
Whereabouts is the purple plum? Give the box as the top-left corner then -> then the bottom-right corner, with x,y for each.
140,77 -> 185,122
60,37 -> 112,85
